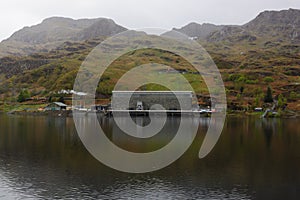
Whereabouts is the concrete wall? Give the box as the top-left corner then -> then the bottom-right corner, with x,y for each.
112,91 -> 193,110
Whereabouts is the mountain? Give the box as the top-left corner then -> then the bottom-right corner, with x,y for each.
206,25 -> 256,43
2,9 -> 299,58
173,9 -> 300,43
244,8 -> 300,41
74,19 -> 127,41
207,8 -> 300,42
173,22 -> 224,39
0,17 -> 127,57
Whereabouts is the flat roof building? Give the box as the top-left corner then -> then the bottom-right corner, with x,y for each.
45,102 -> 67,111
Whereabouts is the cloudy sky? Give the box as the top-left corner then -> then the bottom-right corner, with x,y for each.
1,0 -> 299,41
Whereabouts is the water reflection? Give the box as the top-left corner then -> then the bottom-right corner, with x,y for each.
0,114 -> 299,199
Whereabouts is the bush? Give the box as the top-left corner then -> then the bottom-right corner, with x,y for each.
237,76 -> 247,83
289,91 -> 300,100
228,74 -> 242,82
264,76 -> 274,83
245,79 -> 258,84
277,94 -> 287,108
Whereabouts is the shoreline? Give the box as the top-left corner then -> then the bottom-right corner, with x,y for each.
4,109 -> 300,119
1,102 -> 299,119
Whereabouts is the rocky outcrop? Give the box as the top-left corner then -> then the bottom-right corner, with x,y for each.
173,22 -> 224,39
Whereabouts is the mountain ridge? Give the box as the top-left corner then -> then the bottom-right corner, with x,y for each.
173,22 -> 224,39
1,8 -> 300,58
206,8 -> 300,42
0,17 -> 127,57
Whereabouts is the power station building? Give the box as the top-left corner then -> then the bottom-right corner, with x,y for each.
111,91 -> 196,111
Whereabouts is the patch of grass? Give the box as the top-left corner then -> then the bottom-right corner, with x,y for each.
0,103 -> 47,112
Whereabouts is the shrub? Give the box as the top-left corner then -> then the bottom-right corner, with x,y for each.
237,76 -> 247,83
228,74 -> 242,82
245,79 -> 258,84
277,94 -> 287,108
289,91 -> 300,100
264,76 -> 274,83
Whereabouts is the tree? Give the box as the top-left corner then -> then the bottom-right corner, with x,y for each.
277,94 -> 287,108
58,96 -> 65,103
17,89 -> 31,103
48,96 -> 53,103
264,86 -> 273,103
254,95 -> 261,107
240,86 -> 244,94
237,93 -> 242,101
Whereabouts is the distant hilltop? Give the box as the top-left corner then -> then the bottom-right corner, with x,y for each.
0,17 -> 127,57
174,8 -> 300,42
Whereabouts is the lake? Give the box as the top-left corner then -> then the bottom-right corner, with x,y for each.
0,114 -> 299,199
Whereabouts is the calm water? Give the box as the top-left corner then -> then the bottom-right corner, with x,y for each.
0,114 -> 299,199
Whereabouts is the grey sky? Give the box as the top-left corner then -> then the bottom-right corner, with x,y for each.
1,0 -> 299,41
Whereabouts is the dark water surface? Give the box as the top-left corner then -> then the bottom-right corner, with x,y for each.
0,114 -> 299,199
